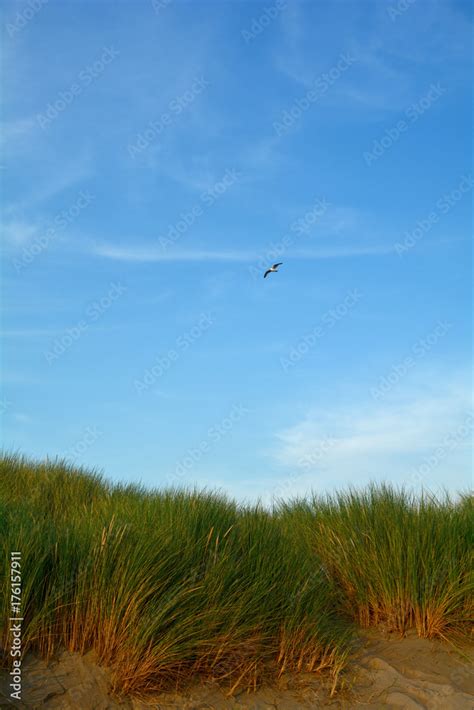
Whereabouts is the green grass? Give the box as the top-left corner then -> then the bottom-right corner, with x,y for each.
0,454 -> 472,698
276,484 -> 473,640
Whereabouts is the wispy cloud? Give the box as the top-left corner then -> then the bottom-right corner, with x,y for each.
0,329 -> 61,338
275,2 -> 313,87
2,221 -> 40,247
92,244 -> 256,262
275,1 -> 471,114
0,117 -> 37,147
12,413 -> 31,424
0,324 -> 128,339
4,155 -> 93,217
91,243 -> 394,263
296,245 -> 393,258
271,370 -> 471,494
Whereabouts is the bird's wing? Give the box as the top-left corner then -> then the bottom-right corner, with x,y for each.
263,270 -> 271,278
273,263 -> 283,268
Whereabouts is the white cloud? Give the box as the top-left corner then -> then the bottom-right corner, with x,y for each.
275,1 -> 471,114
91,243 -> 393,263
12,413 -> 31,424
296,245 -> 393,258
270,372 -> 472,497
0,117 -> 37,146
275,2 -> 314,87
4,156 -> 93,217
92,244 -> 256,262
2,220 -> 39,246
0,329 -> 61,337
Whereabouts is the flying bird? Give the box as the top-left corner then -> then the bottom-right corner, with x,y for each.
264,262 -> 283,278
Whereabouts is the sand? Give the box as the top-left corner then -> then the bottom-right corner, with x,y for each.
1,631 -> 473,709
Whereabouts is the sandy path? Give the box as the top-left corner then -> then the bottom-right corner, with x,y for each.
1,632 -> 473,709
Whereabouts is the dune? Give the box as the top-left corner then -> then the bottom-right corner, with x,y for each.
1,631 -> 473,709
1,457 -> 472,708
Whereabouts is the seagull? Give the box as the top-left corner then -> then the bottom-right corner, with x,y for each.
264,262 -> 283,279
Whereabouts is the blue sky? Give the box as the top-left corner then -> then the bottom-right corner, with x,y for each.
1,0 -> 472,502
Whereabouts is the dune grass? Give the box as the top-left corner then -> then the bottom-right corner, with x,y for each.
276,485 -> 473,641
0,454 -> 351,696
0,454 -> 472,698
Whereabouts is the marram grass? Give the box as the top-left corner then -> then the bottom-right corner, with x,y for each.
276,484 -> 473,641
0,455 -> 472,699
